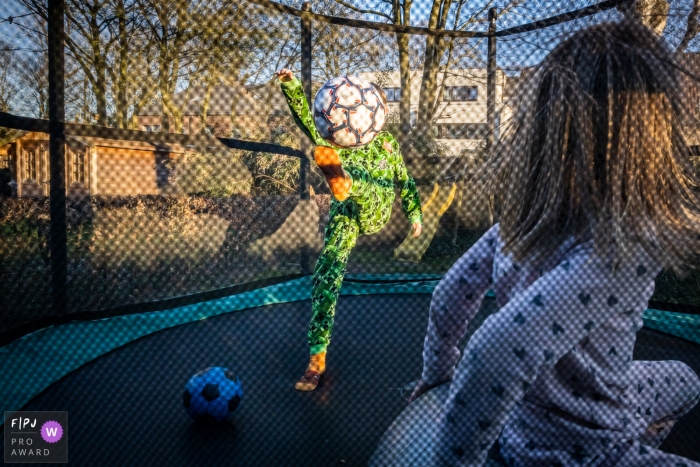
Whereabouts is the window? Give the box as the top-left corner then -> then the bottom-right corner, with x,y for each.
25,149 -> 37,181
144,125 -> 161,132
444,86 -> 478,101
436,123 -> 488,140
73,150 -> 85,184
384,87 -> 402,102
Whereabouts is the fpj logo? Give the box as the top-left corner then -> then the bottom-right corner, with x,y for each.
4,411 -> 68,463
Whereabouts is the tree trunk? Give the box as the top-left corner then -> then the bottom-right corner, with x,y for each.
94,65 -> 108,125
152,3 -> 185,134
230,73 -> 246,137
394,0 -> 413,152
200,73 -> 215,132
129,82 -> 157,130
88,1 -> 108,125
115,0 -> 129,129
415,37 -> 444,138
160,90 -> 182,133
157,38 -> 183,133
677,0 -> 700,53
397,32 -> 412,146
415,0 -> 452,136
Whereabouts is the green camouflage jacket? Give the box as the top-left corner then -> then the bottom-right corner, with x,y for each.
281,77 -> 423,231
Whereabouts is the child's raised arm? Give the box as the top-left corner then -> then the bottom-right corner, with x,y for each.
277,69 -> 329,147
430,241 -> 660,467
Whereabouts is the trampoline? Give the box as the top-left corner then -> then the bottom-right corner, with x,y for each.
3,0 -> 700,465
1,276 -> 699,467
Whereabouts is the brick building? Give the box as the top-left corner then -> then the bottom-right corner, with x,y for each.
136,85 -> 279,138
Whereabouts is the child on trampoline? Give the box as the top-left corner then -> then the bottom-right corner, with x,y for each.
409,19 -> 700,467
275,69 -> 423,392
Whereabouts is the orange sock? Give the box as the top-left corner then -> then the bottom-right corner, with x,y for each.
314,147 -> 351,201
308,352 -> 326,374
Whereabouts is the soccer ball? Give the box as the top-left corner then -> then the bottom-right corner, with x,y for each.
313,75 -> 387,148
183,367 -> 243,422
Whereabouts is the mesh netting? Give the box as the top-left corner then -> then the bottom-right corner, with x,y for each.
1,0 -> 700,466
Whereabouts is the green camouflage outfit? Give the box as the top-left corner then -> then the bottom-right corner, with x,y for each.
281,77 -> 423,355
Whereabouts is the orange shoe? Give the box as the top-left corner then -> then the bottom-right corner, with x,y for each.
314,146 -> 352,201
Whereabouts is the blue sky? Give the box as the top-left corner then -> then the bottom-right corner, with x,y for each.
1,0 -> 695,59
1,0 -> 697,117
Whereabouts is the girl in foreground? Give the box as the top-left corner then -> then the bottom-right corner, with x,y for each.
410,19 -> 700,467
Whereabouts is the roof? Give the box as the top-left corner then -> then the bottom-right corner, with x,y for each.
0,130 -> 29,148
0,131 -> 232,155
66,135 -> 192,153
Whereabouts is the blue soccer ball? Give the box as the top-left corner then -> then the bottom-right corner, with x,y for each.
183,367 -> 243,422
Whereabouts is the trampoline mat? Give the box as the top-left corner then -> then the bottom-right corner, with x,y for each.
1,295 -> 699,466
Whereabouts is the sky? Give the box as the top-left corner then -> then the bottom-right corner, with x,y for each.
0,0 -> 698,117
1,0 -> 695,59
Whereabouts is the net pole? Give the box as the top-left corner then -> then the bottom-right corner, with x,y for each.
300,1 -> 313,275
47,0 -> 68,316
486,8 -> 498,148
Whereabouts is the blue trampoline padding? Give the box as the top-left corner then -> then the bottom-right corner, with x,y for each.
345,273 -> 444,281
642,308 -> 700,346
0,274 -> 697,425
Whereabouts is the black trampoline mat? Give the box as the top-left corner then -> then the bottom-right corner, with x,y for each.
2,294 -> 699,466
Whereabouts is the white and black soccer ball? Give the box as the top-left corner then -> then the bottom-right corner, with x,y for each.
313,75 -> 387,148
183,367 -> 243,422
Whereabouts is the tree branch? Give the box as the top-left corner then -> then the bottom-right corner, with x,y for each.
678,0 -> 700,54
331,0 -> 394,22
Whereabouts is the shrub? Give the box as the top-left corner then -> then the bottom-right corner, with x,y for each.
171,150 -> 252,197
243,109 -> 325,195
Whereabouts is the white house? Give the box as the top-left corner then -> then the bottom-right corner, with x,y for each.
358,69 -> 512,156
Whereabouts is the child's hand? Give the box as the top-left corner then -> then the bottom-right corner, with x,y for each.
408,379 -> 433,403
412,223 -> 422,238
276,68 -> 295,82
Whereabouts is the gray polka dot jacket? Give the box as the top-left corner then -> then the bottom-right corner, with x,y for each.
421,223 -> 663,466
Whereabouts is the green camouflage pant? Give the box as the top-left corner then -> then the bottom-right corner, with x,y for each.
308,166 -> 393,355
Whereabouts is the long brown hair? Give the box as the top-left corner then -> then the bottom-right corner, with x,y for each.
370,82 -> 388,107
477,19 -> 700,274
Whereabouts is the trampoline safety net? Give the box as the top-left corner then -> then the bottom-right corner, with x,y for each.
0,0 -> 700,466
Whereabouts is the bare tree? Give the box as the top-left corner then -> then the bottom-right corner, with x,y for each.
106,0 -> 149,128
0,40 -> 19,114
134,0 -> 282,134
19,0 -> 119,125
333,0 -> 413,142
16,51 -> 49,119
310,0 -> 393,82
333,0 -> 523,152
191,1 -> 285,132
676,0 -> 700,53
